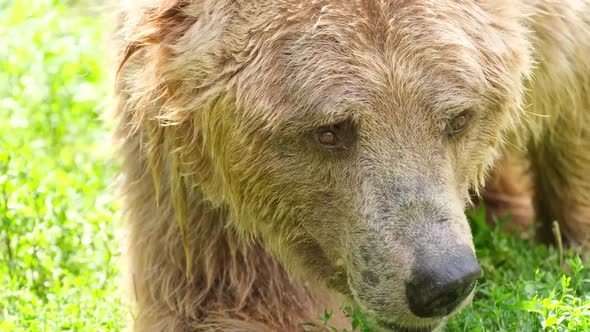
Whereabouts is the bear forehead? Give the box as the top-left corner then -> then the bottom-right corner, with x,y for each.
231,0 -> 516,125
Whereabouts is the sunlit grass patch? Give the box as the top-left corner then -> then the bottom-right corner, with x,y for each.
0,1 -> 124,331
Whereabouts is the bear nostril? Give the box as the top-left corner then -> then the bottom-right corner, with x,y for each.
406,252 -> 482,318
418,277 -> 477,316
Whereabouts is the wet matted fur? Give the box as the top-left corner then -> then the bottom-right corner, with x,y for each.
113,0 -> 590,331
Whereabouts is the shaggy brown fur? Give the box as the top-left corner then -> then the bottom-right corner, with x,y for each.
483,1 -> 590,244
113,0 -> 590,331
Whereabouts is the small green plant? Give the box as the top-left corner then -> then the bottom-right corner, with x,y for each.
301,305 -> 371,332
341,304 -> 371,332
521,257 -> 590,331
300,309 -> 342,332
448,206 -> 590,331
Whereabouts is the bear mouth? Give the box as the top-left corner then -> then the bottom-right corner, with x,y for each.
346,277 -> 446,332
375,319 -> 440,332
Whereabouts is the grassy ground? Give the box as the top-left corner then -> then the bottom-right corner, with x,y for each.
1,1 -> 589,331
0,1 -> 124,331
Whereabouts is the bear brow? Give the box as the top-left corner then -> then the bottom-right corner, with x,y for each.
304,102 -> 363,127
419,80 -> 498,116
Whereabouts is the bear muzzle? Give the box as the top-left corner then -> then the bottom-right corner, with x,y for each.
406,248 -> 482,318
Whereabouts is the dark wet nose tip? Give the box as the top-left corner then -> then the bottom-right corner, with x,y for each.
406,254 -> 482,318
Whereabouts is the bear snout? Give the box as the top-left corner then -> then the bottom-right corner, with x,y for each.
406,248 -> 482,318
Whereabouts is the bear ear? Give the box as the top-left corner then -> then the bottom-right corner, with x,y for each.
117,1 -> 202,81
117,0 -> 238,125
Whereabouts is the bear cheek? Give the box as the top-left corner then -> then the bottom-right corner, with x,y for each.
344,233 -> 415,309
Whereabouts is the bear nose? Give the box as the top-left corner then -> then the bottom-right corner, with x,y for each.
406,250 -> 482,318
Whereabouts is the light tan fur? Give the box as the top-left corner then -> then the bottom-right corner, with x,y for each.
112,1 -> 590,331
483,1 -> 590,244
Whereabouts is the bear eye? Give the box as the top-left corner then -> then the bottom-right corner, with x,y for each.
312,119 -> 356,151
316,127 -> 338,146
448,111 -> 471,135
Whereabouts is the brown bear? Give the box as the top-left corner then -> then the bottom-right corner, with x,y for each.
113,0 -> 590,331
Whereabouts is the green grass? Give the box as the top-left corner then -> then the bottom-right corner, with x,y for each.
0,1 -> 124,331
448,211 -> 590,332
1,1 -> 589,331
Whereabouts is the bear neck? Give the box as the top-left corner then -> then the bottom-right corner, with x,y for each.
120,129 -> 345,330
